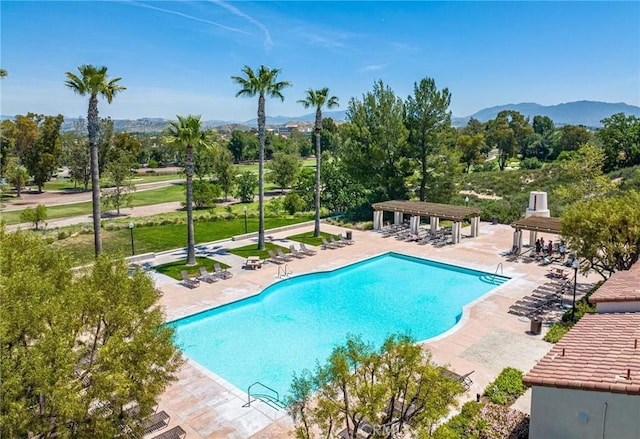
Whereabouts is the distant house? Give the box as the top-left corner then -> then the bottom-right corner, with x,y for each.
523,264 -> 640,439
589,263 -> 640,313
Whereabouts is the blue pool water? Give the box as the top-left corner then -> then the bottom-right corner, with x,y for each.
169,252 -> 507,396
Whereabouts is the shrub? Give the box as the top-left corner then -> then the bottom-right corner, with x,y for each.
484,367 -> 525,405
57,230 -> 69,240
19,204 -> 48,230
432,401 -> 484,439
544,322 -> 574,343
266,197 -> 284,215
147,159 -> 159,168
520,157 -> 542,169
283,193 -> 306,215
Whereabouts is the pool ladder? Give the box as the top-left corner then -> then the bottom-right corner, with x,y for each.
490,262 -> 504,284
244,381 -> 286,411
277,264 -> 292,279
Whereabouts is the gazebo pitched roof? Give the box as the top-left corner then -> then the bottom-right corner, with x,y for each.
511,216 -> 562,234
372,200 -> 481,222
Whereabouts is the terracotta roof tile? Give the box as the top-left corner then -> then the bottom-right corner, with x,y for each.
590,263 -> 640,303
523,313 -> 640,395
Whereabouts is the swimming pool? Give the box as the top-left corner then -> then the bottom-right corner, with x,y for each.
169,252 -> 507,396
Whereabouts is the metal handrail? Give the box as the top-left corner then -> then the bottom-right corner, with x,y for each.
244,381 -> 284,409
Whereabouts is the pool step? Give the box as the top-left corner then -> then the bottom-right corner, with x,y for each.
480,274 -> 509,286
244,381 -> 286,412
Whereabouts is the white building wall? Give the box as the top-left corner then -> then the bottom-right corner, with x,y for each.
529,386 -> 640,439
596,301 -> 640,313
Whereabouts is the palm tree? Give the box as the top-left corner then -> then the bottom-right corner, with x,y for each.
232,65 -> 291,250
165,115 -> 207,265
65,65 -> 125,256
0,68 -> 7,78
298,88 -> 339,237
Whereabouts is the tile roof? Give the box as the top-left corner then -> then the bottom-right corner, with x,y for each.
523,313 -> 640,395
590,263 -> 640,303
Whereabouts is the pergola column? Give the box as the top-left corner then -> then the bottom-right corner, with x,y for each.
512,229 -> 521,255
452,221 -> 462,244
394,212 -> 403,225
529,230 -> 537,247
430,216 -> 439,233
470,216 -> 479,237
373,210 -> 383,230
410,216 -> 420,234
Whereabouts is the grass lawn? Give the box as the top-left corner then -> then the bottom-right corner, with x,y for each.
52,215 -> 313,265
2,184 -> 185,225
227,242 -> 290,261
154,257 -> 229,280
42,173 -> 183,191
287,230 -> 337,247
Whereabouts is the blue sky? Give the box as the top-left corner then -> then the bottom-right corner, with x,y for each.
1,1 -> 638,121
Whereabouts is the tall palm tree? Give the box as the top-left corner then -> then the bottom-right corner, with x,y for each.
65,65 -> 125,256
165,115 -> 207,265
232,65 -> 291,250
0,68 -> 7,78
298,88 -> 339,237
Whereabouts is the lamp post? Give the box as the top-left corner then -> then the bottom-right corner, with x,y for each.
571,258 -> 579,321
243,206 -> 248,234
464,196 -> 469,207
128,221 -> 135,256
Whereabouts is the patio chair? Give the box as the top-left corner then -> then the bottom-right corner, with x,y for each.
180,270 -> 200,288
142,410 -> 171,436
444,369 -> 474,391
150,425 -> 186,439
299,243 -> 317,256
267,249 -> 285,264
321,236 -> 338,249
339,233 -> 354,245
198,266 -> 219,283
330,235 -> 346,247
213,263 -> 233,279
276,247 -> 294,261
288,244 -> 306,258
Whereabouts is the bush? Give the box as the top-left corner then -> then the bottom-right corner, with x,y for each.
484,367 -> 525,405
147,159 -> 159,168
266,197 -> 284,215
432,401 -> 483,439
520,157 -> 542,169
283,193 -> 306,215
477,159 -> 499,172
544,322 -> 574,343
189,180 -> 220,209
19,204 -> 48,230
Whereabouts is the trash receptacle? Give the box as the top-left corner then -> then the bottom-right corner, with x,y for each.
492,216 -> 498,225
346,230 -> 352,240
530,317 -> 542,335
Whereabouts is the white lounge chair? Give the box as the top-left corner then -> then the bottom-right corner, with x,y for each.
276,247 -> 294,261
330,235 -> 346,247
213,263 -> 233,279
299,243 -> 317,256
339,233 -> 354,245
321,237 -> 338,249
267,249 -> 285,264
288,244 -> 306,258
198,266 -> 219,283
180,270 -> 200,288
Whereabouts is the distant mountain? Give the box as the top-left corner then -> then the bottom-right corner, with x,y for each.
241,110 -> 348,127
458,101 -> 640,127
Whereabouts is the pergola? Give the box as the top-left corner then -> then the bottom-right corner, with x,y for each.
372,200 -> 482,244
510,216 -> 562,255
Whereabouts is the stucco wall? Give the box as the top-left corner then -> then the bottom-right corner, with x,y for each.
529,386 -> 640,439
595,301 -> 640,313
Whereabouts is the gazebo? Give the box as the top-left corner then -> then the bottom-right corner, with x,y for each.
372,200 -> 482,244
510,216 -> 562,255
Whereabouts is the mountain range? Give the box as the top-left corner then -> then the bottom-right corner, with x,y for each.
3,100 -> 638,132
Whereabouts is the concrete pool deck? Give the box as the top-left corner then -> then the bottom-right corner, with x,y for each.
150,222 -> 600,438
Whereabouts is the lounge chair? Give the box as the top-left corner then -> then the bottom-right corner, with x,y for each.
330,235 -> 346,247
443,369 -> 474,391
321,237 -> 338,249
213,263 -> 233,279
180,270 -> 200,288
276,247 -> 294,261
299,243 -> 317,256
198,266 -> 219,283
150,425 -> 186,439
267,249 -> 285,264
142,410 -> 170,436
548,267 -> 567,279
288,244 -> 306,258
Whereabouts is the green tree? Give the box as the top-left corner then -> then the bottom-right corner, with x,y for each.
165,115 -> 208,265
193,140 -> 216,179
235,169 -> 258,203
286,334 -> 464,439
457,133 -> 485,173
554,143 -> 615,204
19,204 -> 47,230
0,119 -> 17,178
101,150 -> 135,216
13,114 -> 38,163
561,191 -> 640,278
298,87 -> 339,237
293,167 -> 316,211
405,77 -> 453,201
65,64 -> 126,256
267,152 -> 301,193
532,115 -> 555,136
596,113 -> 640,172
109,132 -> 142,165
0,68 -> 7,78
321,158 -> 367,214
460,117 -> 485,136
21,114 -> 64,191
289,129 -> 313,157
228,130 -> 258,162
341,80 -> 410,201
0,229 -> 182,438
232,65 -> 292,250
190,179 -> 221,208
555,124 -> 591,157
213,147 -> 236,201
5,156 -> 29,197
